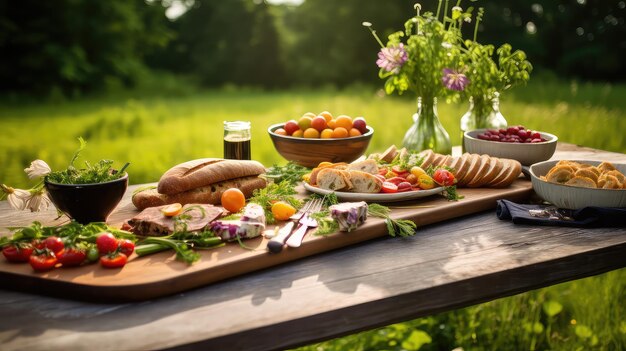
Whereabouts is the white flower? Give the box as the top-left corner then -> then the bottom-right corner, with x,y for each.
3,186 -> 31,211
24,160 -> 51,179
27,190 -> 51,212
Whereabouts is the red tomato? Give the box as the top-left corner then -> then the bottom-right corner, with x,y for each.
56,248 -> 87,267
100,252 -> 128,268
378,167 -> 388,176
44,236 -> 64,254
2,244 -> 34,262
118,239 -> 135,257
433,169 -> 456,186
29,251 -> 57,271
381,182 -> 398,193
96,232 -> 119,255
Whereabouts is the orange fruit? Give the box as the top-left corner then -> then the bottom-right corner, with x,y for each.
161,203 -> 183,217
349,128 -> 362,137
334,115 -> 353,130
327,119 -> 337,129
320,128 -> 333,139
274,128 -> 287,136
271,201 -> 297,221
292,129 -> 304,137
221,188 -> 246,213
319,111 -> 333,123
302,112 -> 316,119
303,127 -> 320,138
331,127 -> 349,138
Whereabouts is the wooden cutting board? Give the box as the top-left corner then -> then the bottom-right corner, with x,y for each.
0,180 -> 532,302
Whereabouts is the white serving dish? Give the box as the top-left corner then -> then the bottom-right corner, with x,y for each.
529,159 -> 626,209
464,129 -> 558,166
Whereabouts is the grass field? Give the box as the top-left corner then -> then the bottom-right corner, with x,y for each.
1,78 -> 625,349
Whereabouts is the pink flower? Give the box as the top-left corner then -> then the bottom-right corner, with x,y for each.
376,44 -> 408,74
442,68 -> 470,91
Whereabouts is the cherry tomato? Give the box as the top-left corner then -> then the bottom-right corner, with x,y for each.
86,245 -> 100,263
381,182 -> 398,193
271,201 -> 297,221
29,250 -> 57,271
221,188 -> 246,213
433,169 -> 457,186
118,239 -> 135,257
44,236 -> 64,254
96,232 -> 119,255
2,244 -> 34,262
417,174 -> 436,190
56,247 -> 87,267
100,252 -> 128,268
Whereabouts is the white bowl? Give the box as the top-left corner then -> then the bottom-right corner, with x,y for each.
464,129 -> 558,166
529,159 -> 626,209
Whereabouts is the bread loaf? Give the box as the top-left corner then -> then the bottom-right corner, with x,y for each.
316,169 -> 352,191
158,158 -> 266,195
348,170 -> 383,193
132,176 -> 266,210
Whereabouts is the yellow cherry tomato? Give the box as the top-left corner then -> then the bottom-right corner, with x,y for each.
410,166 -> 427,179
161,203 -> 183,217
271,201 -> 297,221
417,174 -> 435,190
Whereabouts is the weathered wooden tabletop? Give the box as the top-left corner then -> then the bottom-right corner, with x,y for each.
0,143 -> 625,351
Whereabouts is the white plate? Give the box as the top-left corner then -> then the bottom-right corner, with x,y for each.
303,182 -> 444,202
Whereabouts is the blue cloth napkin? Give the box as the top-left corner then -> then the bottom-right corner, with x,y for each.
496,199 -> 626,227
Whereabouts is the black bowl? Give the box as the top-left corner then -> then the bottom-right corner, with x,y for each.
45,173 -> 128,224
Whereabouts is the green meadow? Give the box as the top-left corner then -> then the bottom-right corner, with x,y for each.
1,78 -> 625,349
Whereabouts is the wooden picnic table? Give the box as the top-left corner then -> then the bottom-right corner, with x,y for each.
0,143 -> 624,351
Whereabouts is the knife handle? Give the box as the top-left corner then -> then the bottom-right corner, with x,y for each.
267,222 -> 295,254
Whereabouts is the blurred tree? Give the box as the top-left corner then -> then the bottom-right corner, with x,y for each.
0,0 -> 173,96
153,0 -> 285,87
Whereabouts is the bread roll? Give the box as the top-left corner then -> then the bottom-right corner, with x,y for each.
133,176 -> 266,210
158,158 -> 266,195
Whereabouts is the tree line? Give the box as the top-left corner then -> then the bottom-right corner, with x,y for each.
1,0 -> 624,96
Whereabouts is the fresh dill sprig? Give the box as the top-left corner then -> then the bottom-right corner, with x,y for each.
368,203 -> 417,237
248,180 -> 301,224
264,162 -> 310,185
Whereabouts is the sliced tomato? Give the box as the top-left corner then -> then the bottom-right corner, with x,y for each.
100,252 -> 128,268
2,244 -> 34,262
386,177 -> 406,186
433,169 -> 456,186
396,182 -> 413,192
29,250 -> 57,271
381,182 -> 398,193
392,165 -> 409,177
57,248 -> 87,267
161,203 -> 183,217
378,167 -> 388,176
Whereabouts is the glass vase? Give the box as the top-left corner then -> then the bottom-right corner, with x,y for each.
402,97 -> 452,155
460,92 -> 508,151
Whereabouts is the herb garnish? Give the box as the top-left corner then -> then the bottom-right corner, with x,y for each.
46,137 -> 130,185
248,181 -> 301,224
264,162 -> 310,185
425,165 -> 464,201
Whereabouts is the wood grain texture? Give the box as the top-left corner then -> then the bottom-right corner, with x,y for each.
0,143 -> 624,351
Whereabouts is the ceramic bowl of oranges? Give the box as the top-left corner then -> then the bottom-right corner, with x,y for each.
268,111 -> 374,168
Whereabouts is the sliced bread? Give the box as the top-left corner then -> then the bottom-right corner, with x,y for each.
316,168 -> 352,191
349,170 -> 383,193
347,159 -> 379,174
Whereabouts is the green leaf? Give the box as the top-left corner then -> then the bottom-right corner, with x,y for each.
575,325 -> 593,339
542,300 -> 563,317
401,330 -> 432,350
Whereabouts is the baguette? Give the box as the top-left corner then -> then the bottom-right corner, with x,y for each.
490,159 -> 522,188
316,168 -> 352,191
158,158 -> 266,195
133,176 -> 266,210
346,159 -> 379,174
348,170 -> 383,193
